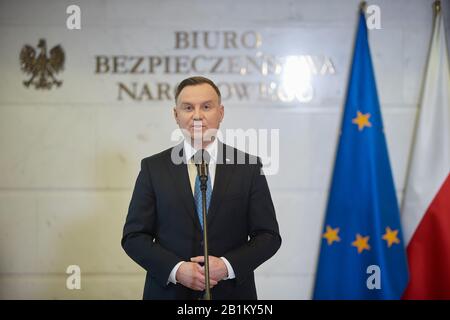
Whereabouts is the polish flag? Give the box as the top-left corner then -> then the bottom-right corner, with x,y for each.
401,2 -> 450,299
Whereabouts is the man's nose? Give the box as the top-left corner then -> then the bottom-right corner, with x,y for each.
193,106 -> 203,120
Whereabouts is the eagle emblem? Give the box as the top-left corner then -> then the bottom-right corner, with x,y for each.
20,39 -> 65,89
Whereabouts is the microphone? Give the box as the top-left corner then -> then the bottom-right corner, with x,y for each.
194,150 -> 210,191
193,150 -> 211,300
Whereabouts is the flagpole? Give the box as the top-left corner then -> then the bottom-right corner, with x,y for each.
360,1 -> 367,13
434,0 -> 440,15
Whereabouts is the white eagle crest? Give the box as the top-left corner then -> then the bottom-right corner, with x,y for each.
20,39 -> 65,89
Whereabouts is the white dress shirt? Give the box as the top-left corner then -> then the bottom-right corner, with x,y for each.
168,138 -> 236,284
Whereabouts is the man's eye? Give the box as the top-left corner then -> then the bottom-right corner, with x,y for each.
184,106 -> 193,111
203,105 -> 210,110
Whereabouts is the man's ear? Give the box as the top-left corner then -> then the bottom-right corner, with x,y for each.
219,105 -> 225,122
173,107 -> 178,123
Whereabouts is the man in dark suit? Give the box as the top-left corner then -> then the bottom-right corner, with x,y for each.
121,76 -> 281,300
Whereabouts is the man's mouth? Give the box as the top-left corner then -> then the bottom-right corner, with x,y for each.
192,120 -> 205,129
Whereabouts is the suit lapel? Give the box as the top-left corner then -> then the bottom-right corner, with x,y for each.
165,143 -> 202,232
207,142 -> 236,227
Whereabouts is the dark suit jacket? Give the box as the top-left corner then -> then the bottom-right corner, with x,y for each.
121,141 -> 281,300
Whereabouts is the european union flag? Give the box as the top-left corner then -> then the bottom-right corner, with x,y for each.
313,10 -> 408,299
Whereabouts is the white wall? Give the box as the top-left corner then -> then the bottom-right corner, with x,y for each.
0,0 -> 447,299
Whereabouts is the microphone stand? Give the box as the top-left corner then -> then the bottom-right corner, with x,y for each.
197,161 -> 211,300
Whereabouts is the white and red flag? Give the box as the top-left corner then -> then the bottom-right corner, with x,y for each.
402,2 -> 450,299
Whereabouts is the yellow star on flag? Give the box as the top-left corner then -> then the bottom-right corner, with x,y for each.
323,225 -> 341,245
352,233 -> 371,253
352,111 -> 372,131
382,227 -> 400,248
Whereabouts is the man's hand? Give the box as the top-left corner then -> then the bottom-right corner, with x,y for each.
176,261 -> 218,291
190,256 -> 228,282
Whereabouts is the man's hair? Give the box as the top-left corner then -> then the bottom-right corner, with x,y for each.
174,76 -> 221,104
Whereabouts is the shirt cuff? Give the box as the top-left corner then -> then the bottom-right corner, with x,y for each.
168,261 -> 184,284
220,257 -> 236,280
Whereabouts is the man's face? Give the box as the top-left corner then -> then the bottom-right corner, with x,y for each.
174,83 -> 224,145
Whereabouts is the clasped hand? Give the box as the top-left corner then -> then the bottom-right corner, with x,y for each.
175,255 -> 228,291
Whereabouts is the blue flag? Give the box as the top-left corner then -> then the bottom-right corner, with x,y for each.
313,11 -> 408,299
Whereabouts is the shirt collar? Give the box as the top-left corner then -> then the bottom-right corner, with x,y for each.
183,138 -> 218,163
